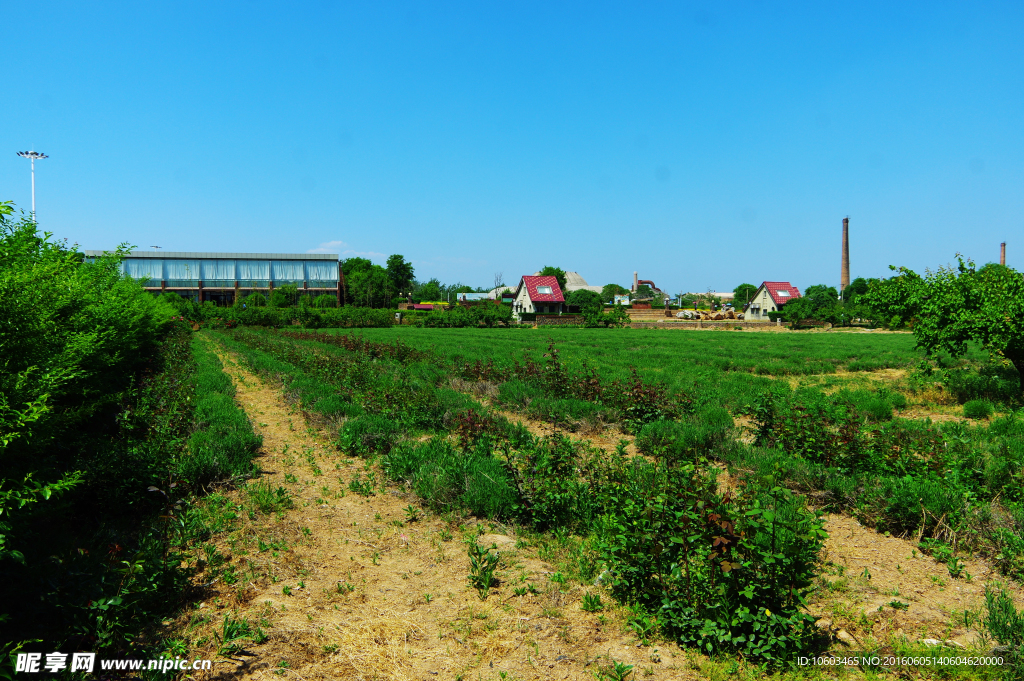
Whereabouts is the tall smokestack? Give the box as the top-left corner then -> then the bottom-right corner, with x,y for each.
633,271 -> 638,292
1001,242 -> 1006,266
841,217 -> 850,291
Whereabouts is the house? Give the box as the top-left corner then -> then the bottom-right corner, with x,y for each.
745,281 -> 801,320
512,275 -> 565,319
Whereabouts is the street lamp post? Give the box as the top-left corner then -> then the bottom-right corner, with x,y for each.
17,150 -> 48,221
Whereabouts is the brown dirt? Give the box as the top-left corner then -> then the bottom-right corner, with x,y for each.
185,342 -> 699,681
811,514 -> 1024,648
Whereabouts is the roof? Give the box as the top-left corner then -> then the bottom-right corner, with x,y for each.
761,281 -> 801,306
564,271 -> 589,288
517,275 -> 565,302
83,250 -> 339,260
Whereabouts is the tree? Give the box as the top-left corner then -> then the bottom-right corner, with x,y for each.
566,289 -> 604,317
416,278 -> 444,302
386,254 -> 415,295
601,283 -> 629,302
802,284 -> 839,311
538,266 -> 567,292
841,277 -> 870,302
634,284 -> 654,300
733,283 -> 758,308
865,258 -> 1024,395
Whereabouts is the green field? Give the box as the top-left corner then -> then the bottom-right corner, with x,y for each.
344,327 -> 926,410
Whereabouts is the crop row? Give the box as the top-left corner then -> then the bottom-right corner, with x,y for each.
210,327 -> 827,665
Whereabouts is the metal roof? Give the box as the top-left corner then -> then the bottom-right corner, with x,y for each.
761,281 -> 801,306
83,250 -> 339,260
516,275 -> 565,302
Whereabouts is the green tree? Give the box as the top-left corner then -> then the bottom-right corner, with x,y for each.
566,289 -> 604,317
865,258 -> 1024,395
538,266 -> 567,292
841,277 -> 870,302
634,284 -> 654,300
416,278 -> 444,302
386,254 -> 415,294
601,283 -> 629,302
733,283 -> 758,307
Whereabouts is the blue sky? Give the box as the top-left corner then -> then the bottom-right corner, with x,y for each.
3,1 -> 1022,294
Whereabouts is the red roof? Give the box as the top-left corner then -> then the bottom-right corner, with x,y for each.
518,275 -> 564,302
762,281 -> 801,306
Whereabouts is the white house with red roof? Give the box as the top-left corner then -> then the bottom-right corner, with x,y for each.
745,281 -> 801,320
512,275 -> 565,319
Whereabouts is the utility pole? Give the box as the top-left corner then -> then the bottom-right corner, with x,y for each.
17,150 -> 48,222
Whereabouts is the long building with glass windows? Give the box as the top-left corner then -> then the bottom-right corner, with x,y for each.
83,250 -> 343,305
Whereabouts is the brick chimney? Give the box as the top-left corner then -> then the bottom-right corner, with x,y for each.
841,217 -> 850,291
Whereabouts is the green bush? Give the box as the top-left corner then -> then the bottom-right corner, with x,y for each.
635,408 -> 733,462
526,397 -> 614,431
382,438 -> 519,518
243,291 -> 268,307
312,294 -> 337,308
177,337 -> 262,487
963,399 -> 995,419
596,464 -> 825,666
496,380 -> 543,409
337,415 -> 402,456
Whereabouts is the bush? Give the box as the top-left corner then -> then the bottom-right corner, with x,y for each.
964,399 -> 995,419
337,415 -> 402,457
526,397 -> 614,431
635,407 -> 733,462
382,438 -> 519,518
178,337 -> 262,487
596,463 -> 825,666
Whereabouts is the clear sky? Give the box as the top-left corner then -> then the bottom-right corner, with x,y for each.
3,1 -> 1022,294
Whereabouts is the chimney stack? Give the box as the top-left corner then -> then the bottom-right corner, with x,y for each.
633,271 -> 638,292
1001,242 -> 1006,266
841,217 -> 850,291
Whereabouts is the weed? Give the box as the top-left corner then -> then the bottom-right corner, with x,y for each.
581,593 -> 604,612
404,504 -> 420,522
467,543 -> 500,600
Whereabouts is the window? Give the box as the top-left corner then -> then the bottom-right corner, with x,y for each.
536,286 -> 552,294
776,290 -> 790,297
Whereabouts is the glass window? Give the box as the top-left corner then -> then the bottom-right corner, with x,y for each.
776,290 -> 790,297
537,286 -> 552,294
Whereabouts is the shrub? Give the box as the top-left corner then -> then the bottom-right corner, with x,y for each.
337,416 -> 402,456
596,464 -> 825,666
496,380 -> 542,409
527,397 -> 614,431
312,294 -> 337,308
243,291 -> 268,307
964,399 -> 995,420
635,407 -> 733,462
178,338 -> 262,487
382,438 -> 519,518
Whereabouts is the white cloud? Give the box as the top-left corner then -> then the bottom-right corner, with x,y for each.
307,240 -> 385,261
307,240 -> 350,254
342,249 -> 387,259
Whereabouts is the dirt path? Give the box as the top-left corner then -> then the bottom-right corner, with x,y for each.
193,343 -> 691,681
